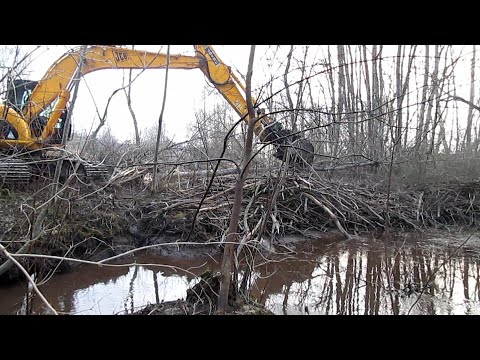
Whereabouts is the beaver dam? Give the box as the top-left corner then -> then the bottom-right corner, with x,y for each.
1,167 -> 480,314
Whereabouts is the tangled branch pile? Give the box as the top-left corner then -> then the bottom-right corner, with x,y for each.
2,169 -> 479,282
128,171 -> 480,244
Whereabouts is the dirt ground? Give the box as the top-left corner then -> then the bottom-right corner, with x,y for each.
133,300 -> 274,315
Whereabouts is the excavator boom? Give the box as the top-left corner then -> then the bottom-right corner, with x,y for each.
194,45 -> 314,164
25,46 -> 201,121
194,45 -> 266,139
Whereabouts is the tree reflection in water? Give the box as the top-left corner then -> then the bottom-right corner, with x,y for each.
252,236 -> 480,315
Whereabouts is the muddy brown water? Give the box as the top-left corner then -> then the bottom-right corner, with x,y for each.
1,232 -> 479,315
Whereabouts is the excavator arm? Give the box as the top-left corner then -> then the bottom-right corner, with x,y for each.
194,45 -> 314,165
0,45 -> 314,165
194,46 -> 265,136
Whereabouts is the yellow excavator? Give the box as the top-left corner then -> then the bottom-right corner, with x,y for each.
0,45 -> 314,184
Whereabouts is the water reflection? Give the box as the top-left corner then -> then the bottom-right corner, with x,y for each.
0,256 -> 217,315
0,234 -> 479,315
256,238 -> 480,315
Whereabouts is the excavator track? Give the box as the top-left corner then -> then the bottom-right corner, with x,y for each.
81,163 -> 110,181
0,158 -> 32,184
0,156 -> 110,186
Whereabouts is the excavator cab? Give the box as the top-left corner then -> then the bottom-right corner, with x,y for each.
3,78 -> 71,142
6,79 -> 37,113
1,79 -> 33,140
2,79 -> 38,140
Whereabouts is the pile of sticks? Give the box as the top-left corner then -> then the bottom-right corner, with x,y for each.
131,171 -> 480,242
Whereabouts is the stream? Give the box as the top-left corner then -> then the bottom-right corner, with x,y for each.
1,232 -> 479,315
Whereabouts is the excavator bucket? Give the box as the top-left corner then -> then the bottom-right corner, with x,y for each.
263,122 -> 315,167
274,137 -> 314,167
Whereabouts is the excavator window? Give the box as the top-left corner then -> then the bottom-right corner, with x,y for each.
0,120 -> 18,140
6,79 -> 38,112
52,109 -> 71,143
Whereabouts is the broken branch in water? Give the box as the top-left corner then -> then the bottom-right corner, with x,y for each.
0,243 -> 58,315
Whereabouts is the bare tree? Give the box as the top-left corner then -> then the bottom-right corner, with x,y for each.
124,45 -> 141,146
465,45 -> 476,152
283,45 -> 296,132
395,45 -> 416,153
416,45 -> 430,151
337,45 -> 347,153
423,45 -> 443,150
217,45 -> 256,313
152,45 -> 170,192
